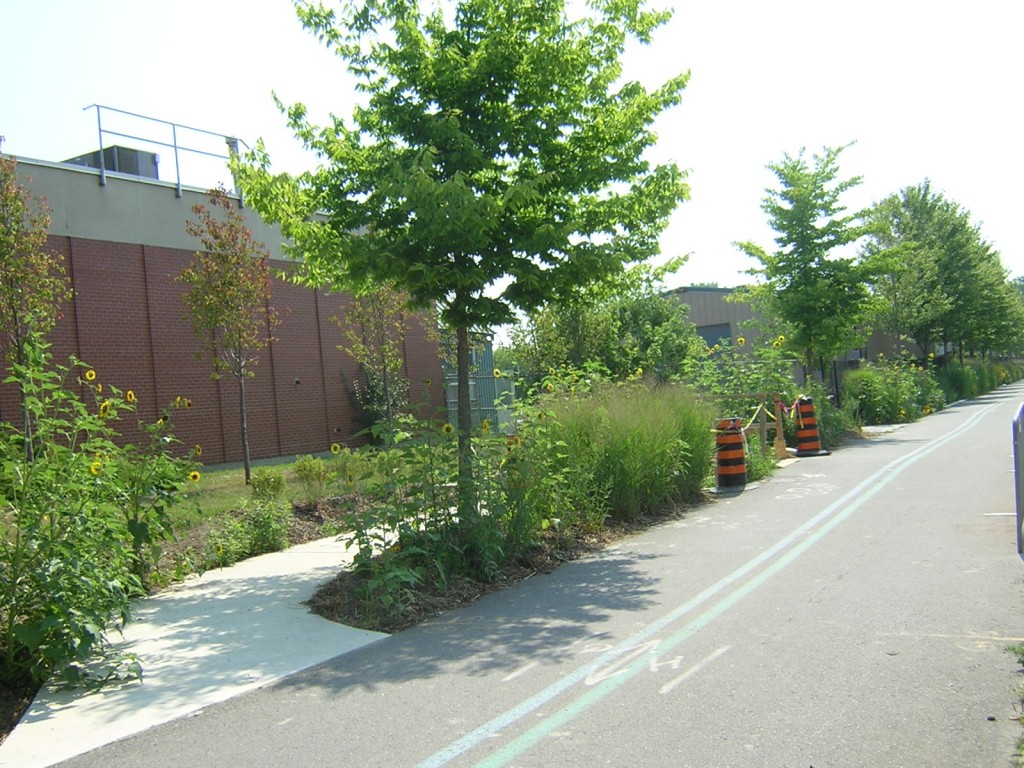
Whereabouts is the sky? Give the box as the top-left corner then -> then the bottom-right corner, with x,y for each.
2,0 -> 1022,289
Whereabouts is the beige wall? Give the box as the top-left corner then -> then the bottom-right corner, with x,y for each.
670,286 -> 759,346
16,157 -> 290,259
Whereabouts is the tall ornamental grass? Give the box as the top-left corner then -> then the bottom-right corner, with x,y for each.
537,381 -> 714,520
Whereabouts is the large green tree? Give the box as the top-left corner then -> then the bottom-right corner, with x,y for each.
180,188 -> 279,484
862,181 -> 1022,360
0,139 -> 72,458
735,144 -> 871,381
236,0 -> 689,516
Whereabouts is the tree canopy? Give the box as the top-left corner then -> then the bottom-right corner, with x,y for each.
862,181 -> 1024,360
236,0 -> 690,513
0,140 -> 71,370
735,144 -> 871,380
240,0 -> 687,331
507,258 -> 702,384
0,139 -> 72,459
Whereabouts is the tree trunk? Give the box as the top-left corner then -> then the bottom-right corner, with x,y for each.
239,370 -> 252,484
455,324 -> 476,521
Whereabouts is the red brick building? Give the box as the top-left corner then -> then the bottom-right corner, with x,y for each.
6,154 -> 446,465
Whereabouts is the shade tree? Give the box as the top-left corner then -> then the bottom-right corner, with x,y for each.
235,0 -> 690,518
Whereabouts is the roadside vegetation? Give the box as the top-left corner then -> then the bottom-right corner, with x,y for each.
5,0 -> 1024,754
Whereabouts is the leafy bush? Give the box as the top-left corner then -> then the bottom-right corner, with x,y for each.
293,454 -> 330,502
240,500 -> 290,555
935,359 -> 1024,402
250,467 -> 285,502
840,355 -> 946,426
203,517 -> 250,570
202,500 -> 291,569
794,382 -> 860,446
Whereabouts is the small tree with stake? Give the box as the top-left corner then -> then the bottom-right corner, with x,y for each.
180,187 -> 279,483
236,0 -> 689,525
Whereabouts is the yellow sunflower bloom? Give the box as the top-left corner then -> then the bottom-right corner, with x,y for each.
194,444 -> 203,456
736,337 -> 746,347
85,369 -> 96,382
89,461 -> 102,476
98,400 -> 111,418
125,390 -> 136,404
330,443 -> 341,454
189,471 -> 201,483
441,423 -> 455,435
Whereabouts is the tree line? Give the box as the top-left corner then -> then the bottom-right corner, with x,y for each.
505,143 -> 1024,386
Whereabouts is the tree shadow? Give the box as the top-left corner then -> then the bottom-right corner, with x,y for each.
271,549 -> 662,697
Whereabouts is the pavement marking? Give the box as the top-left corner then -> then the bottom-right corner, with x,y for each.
658,646 -> 731,695
501,661 -> 539,682
414,400 -> 1000,768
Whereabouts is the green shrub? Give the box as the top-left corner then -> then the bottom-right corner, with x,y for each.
328,444 -> 376,494
293,454 -> 330,502
840,356 -> 946,426
743,433 -> 777,482
240,500 -> 290,556
203,517 -> 249,569
250,467 -> 285,502
202,500 -> 291,569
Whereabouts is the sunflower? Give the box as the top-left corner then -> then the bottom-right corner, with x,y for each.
493,368 -> 503,379
85,369 -> 96,382
98,400 -> 111,418
736,337 -> 746,347
194,444 -> 203,457
441,422 -> 455,435
89,461 -> 102,476
125,390 -> 136,404
330,443 -> 341,454
189,471 -> 201,483
480,418 -> 491,434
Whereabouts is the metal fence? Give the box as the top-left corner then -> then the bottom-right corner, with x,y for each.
1013,404 -> 1024,555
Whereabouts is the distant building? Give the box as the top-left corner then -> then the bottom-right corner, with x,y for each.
669,286 -> 759,348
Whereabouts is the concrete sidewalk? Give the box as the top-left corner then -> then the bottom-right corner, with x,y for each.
0,536 -> 385,768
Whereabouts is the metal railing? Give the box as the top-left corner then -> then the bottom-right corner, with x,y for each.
1013,404 -> 1024,556
84,104 -> 248,198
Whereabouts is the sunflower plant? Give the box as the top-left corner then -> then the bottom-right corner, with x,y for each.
0,338 -> 196,688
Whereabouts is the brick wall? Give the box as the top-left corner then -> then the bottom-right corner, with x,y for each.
1,235 -> 446,466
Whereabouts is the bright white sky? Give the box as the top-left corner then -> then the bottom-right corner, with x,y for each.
2,0 -> 1022,288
